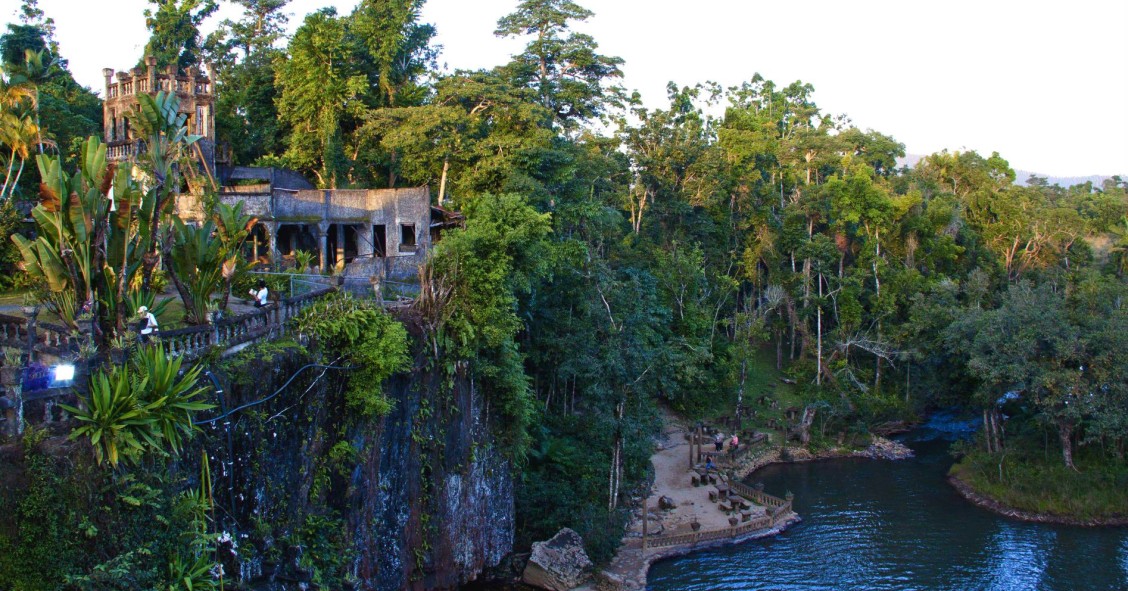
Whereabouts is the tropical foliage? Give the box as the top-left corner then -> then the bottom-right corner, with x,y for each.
62,344 -> 212,467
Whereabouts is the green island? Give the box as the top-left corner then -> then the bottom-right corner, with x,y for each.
0,1 -> 1124,590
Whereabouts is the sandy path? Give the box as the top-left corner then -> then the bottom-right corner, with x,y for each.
576,410 -> 784,591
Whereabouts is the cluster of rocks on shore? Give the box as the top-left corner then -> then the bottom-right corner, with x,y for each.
861,436 -> 915,460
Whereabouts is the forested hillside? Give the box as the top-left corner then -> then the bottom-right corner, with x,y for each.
1,0 -> 1125,580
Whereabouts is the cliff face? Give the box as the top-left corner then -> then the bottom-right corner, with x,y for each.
210,343 -> 513,590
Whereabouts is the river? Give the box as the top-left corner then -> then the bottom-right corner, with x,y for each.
647,412 -> 1128,591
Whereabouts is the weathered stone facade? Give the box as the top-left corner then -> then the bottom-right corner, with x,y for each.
102,57 -> 438,281
175,166 -> 432,280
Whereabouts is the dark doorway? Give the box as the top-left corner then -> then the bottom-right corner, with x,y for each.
373,224 -> 387,257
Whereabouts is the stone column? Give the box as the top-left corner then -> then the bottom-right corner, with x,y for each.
317,221 -> 330,273
266,222 -> 279,268
146,55 -> 157,92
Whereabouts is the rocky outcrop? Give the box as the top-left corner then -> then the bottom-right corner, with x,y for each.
521,528 -> 594,591
861,436 -> 914,460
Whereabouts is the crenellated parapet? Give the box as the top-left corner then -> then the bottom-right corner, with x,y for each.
101,56 -> 217,168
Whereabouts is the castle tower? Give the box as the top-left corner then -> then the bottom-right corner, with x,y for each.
101,56 -> 218,176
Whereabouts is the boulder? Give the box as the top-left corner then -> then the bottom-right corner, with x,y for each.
521,528 -> 594,591
658,495 -> 677,510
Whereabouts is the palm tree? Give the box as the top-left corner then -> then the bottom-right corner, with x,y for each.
20,49 -> 60,155
0,74 -> 37,199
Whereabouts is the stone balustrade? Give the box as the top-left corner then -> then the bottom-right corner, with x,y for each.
156,286 -> 336,360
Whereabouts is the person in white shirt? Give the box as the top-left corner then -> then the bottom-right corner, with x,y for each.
138,305 -> 158,341
249,280 -> 269,307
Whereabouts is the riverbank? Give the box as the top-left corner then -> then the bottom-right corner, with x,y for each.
948,473 -> 1128,527
945,447 -> 1128,527
581,416 -> 913,591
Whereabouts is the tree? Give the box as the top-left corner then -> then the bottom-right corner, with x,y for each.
424,193 -> 553,453
0,64 -> 37,199
222,0 -> 290,58
495,0 -> 623,129
274,9 -> 362,187
141,0 -> 219,72
950,282 -> 1128,469
350,0 -> 435,108
1,21 -> 101,172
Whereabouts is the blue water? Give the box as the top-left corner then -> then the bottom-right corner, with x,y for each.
647,412 -> 1128,591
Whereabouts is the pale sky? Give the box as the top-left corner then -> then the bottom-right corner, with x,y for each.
2,0 -> 1125,177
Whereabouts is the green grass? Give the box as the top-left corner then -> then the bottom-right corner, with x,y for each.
951,448 -> 1128,521
0,290 -> 30,306
694,346 -> 800,436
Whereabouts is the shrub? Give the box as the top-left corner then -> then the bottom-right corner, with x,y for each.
291,292 -> 411,416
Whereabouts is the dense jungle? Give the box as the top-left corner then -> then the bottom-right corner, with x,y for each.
0,0 -> 1125,589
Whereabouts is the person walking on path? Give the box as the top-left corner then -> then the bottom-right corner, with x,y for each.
714,432 -> 724,451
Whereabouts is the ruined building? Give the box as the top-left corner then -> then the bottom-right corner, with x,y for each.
102,57 -> 449,280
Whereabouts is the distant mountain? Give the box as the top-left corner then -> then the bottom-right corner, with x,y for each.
1012,171 -> 1117,188
896,155 -> 1122,188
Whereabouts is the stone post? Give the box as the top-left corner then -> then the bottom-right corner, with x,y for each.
146,55 -> 157,92
317,222 -> 330,273
266,221 -> 280,268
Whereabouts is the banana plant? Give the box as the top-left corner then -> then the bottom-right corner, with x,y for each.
212,201 -> 257,310
12,137 -> 113,309
128,91 -> 204,307
12,138 -> 156,339
169,218 -> 224,324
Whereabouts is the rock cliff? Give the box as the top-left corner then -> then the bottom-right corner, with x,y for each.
207,342 -> 513,590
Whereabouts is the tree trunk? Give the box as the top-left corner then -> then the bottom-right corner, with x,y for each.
608,399 -> 625,511
437,157 -> 450,205
776,328 -> 783,371
983,408 -> 994,454
737,359 -> 746,416
798,406 -> 817,445
1058,422 -> 1077,471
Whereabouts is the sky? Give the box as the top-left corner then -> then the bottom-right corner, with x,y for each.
1,0 -> 1125,177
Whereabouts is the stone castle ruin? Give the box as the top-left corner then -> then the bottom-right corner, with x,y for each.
101,57 -> 454,280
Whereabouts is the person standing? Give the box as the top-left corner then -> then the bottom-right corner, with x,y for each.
714,432 -> 724,451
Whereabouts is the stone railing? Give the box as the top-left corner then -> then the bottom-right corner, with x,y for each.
729,481 -> 792,514
107,71 -> 212,100
0,314 -> 81,357
644,487 -> 793,550
0,313 -> 29,347
157,286 -> 335,359
106,141 -> 146,161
